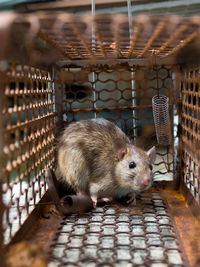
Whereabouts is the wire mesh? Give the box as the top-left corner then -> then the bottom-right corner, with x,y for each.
1,63 -> 55,243
38,14 -> 200,61
181,68 -> 200,205
0,13 -> 200,64
48,191 -> 189,267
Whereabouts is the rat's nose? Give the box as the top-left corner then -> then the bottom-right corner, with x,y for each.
143,177 -> 150,186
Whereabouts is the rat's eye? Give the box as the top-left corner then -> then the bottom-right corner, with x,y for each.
129,161 -> 136,169
149,164 -> 153,171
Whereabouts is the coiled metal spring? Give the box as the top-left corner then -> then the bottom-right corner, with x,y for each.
152,95 -> 172,146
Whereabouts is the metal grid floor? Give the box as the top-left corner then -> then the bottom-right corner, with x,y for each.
48,191 -> 189,267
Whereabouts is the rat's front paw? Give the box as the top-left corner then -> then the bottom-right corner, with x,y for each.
126,192 -> 136,206
91,195 -> 97,208
97,197 -> 112,206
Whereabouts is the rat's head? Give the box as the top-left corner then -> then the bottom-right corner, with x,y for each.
114,142 -> 156,192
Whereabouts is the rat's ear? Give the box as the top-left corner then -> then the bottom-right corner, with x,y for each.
113,138 -> 127,161
147,146 -> 156,164
117,147 -> 127,161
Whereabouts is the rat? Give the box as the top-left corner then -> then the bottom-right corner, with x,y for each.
56,118 -> 156,207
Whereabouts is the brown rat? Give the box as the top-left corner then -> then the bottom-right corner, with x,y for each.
56,118 -> 156,207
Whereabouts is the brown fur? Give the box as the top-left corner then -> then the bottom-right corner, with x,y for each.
56,118 -> 156,204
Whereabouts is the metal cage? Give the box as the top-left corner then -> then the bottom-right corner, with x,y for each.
0,11 -> 200,267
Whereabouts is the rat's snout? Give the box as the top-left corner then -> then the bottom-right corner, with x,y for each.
143,177 -> 151,186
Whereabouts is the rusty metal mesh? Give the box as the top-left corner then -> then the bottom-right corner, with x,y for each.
181,68 -> 200,205
1,63 -> 55,243
48,191 -> 189,267
38,14 -> 200,61
0,13 -> 200,64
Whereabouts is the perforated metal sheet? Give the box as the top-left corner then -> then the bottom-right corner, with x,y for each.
1,63 -> 55,243
181,68 -> 200,205
48,191 -> 189,267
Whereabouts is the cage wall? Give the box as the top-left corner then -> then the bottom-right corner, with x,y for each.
180,67 -> 200,206
1,63 -> 55,243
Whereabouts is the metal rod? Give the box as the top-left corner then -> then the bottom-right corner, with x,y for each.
127,1 -> 136,137
91,0 -> 97,117
65,104 -> 175,114
91,0 -> 96,51
131,67 -> 136,139
0,76 -> 5,266
155,54 -> 160,97
127,0 -> 133,46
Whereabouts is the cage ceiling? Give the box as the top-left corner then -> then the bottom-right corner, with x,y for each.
1,12 -> 200,66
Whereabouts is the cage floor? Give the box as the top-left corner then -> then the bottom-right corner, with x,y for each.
44,189 -> 200,267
